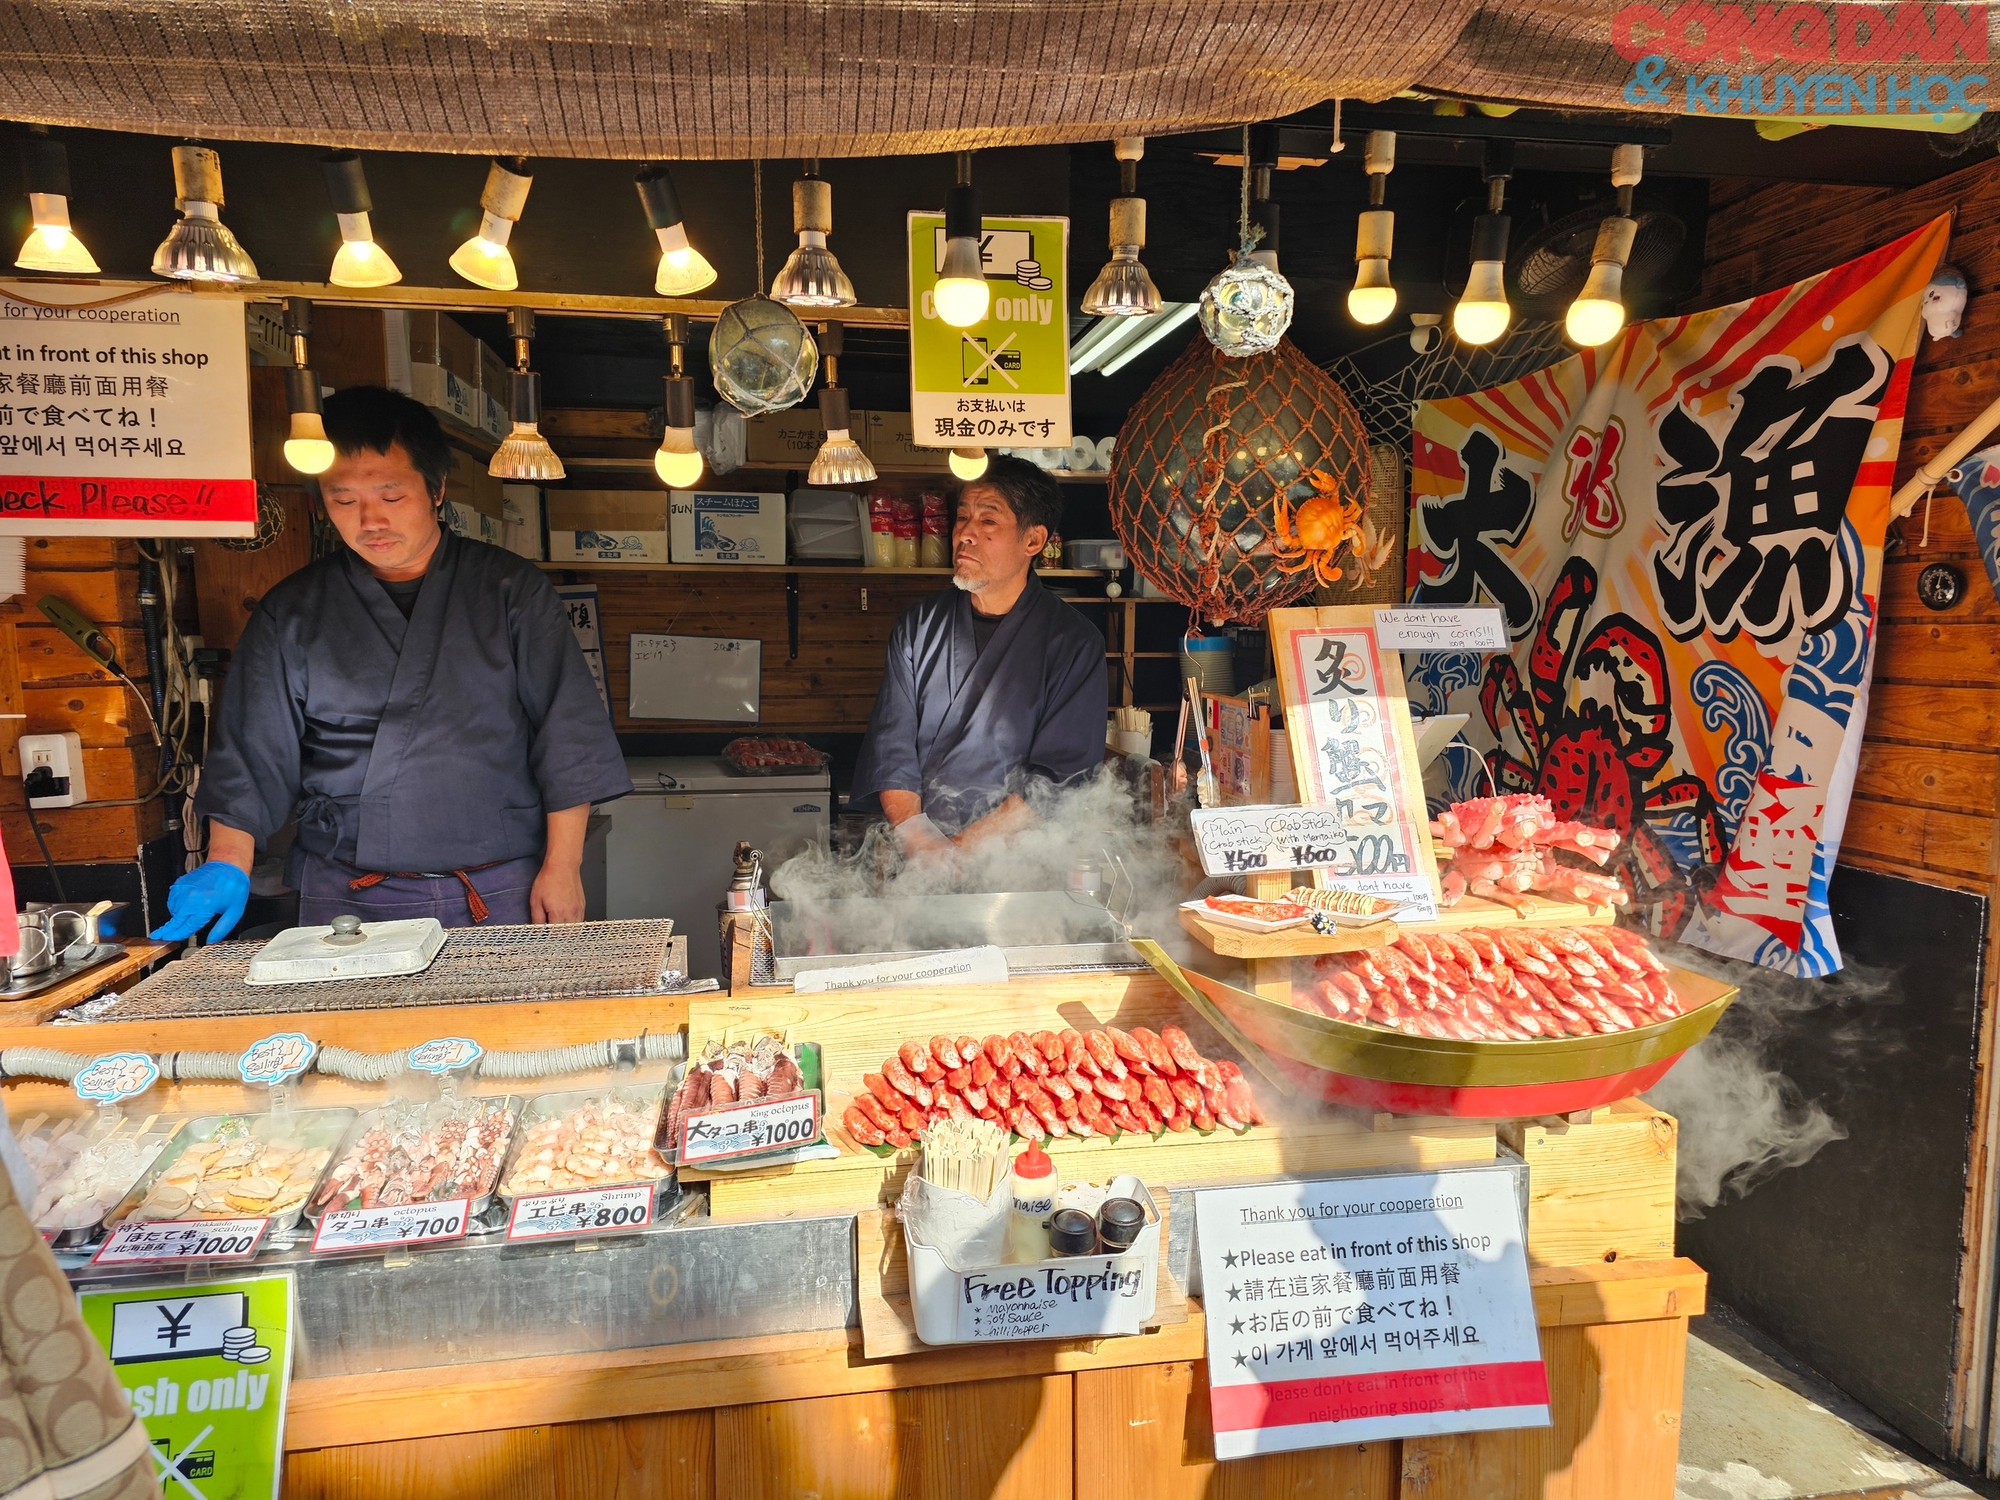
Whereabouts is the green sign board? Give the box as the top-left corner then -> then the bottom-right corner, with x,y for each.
79,1274 -> 294,1499
906,212 -> 1071,450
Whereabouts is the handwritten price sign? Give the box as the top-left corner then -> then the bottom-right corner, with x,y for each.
310,1197 -> 471,1253
679,1093 -> 820,1167
505,1184 -> 654,1242
1188,805 -> 1438,923
92,1218 -> 268,1266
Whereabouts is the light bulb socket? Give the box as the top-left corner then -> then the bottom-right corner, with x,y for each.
1469,212 -> 1511,266
480,157 -> 532,220
944,183 -> 981,243
1353,257 -> 1393,293
1592,215 -> 1638,269
321,152 -> 372,215
21,136 -> 69,198
26,193 -> 69,233
476,210 -> 515,249
662,374 -> 696,431
1578,259 -> 1625,304
170,145 -> 224,209
510,368 -> 542,425
819,384 -> 851,432
1108,196 -> 1146,251
1363,131 -> 1396,176
635,163 -> 685,229
1114,136 -> 1143,196
821,319 -> 844,359
335,211 -> 374,247
507,306 -> 536,344
1611,143 -> 1645,189
284,364 -> 322,416
794,174 -> 832,235
1356,209 -> 1393,263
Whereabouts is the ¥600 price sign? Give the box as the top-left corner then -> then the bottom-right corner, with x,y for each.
679,1092 -> 820,1167
310,1197 -> 471,1253
93,1218 -> 269,1266
506,1183 -> 655,1241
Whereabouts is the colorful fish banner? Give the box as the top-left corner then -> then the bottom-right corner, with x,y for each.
1406,217 -> 1947,976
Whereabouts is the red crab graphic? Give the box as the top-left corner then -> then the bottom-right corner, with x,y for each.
1479,556 -> 1725,935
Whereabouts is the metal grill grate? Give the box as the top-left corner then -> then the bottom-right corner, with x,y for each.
107,920 -> 679,1019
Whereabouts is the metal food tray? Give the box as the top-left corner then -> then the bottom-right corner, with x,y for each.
494,1084 -> 673,1208
24,1113 -> 184,1247
767,891 -> 1144,980
306,1095 -> 523,1224
106,1108 -> 355,1236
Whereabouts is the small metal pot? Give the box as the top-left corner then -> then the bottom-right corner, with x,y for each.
13,910 -> 59,977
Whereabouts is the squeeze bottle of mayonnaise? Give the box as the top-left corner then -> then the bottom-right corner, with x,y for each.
1005,1141 -> 1057,1263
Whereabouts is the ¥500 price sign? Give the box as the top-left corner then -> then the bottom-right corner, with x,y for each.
310,1197 -> 471,1253
506,1183 -> 655,1241
679,1092 -> 820,1167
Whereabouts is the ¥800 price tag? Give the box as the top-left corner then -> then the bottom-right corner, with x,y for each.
310,1197 -> 471,1254
92,1218 -> 268,1266
506,1183 -> 654,1241
679,1093 -> 821,1167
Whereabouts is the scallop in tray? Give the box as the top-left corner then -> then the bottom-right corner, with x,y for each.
495,1085 -> 672,1205
107,1109 -> 353,1235
308,1095 -> 521,1222
21,1112 -> 184,1247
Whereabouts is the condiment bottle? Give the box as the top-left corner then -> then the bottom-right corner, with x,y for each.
919,491 -> 948,569
1048,1207 -> 1099,1257
1097,1196 -> 1146,1253
867,491 -> 897,568
1005,1141 -> 1057,1263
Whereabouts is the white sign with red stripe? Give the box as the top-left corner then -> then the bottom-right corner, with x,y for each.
1193,1166 -> 1547,1458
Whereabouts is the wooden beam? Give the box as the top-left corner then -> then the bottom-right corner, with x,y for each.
193,281 -> 911,327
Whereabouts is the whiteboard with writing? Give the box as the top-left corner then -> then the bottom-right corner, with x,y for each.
628,633 -> 760,722
0,281 -> 254,536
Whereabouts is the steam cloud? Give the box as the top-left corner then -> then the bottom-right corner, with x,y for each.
1644,940 -> 1866,1217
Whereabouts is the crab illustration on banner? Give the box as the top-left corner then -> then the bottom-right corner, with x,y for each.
1406,217 -> 1946,976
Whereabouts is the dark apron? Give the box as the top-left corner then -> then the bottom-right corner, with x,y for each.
293,848 -> 539,928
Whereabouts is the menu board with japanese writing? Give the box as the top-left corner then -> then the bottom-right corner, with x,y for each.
0,281 -> 254,536
1269,606 -> 1441,919
1194,1167 -> 1548,1458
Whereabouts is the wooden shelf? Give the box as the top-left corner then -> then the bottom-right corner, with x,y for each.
1178,908 -> 1397,959
533,561 -> 1108,579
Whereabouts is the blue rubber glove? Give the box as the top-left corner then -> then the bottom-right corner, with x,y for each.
151,860 -> 252,943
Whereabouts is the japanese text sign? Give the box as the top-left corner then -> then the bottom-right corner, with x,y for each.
1194,1167 -> 1547,1458
907,212 -> 1070,450
311,1197 -> 470,1253
1406,217 -> 1946,977
0,281 -> 254,537
1189,805 -> 1432,917
93,1219 -> 269,1267
679,1092 -> 820,1166
506,1183 -> 654,1241
80,1275 -> 293,1499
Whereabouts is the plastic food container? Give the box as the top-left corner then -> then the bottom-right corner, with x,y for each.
495,1084 -> 672,1206
107,1108 -> 354,1236
307,1095 -> 521,1222
23,1112 -> 184,1247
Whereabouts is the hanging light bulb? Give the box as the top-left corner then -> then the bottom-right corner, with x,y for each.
1081,138 -> 1161,318
771,160 -> 855,308
948,448 -> 988,481
1347,131 -> 1397,326
1452,140 -> 1513,347
1566,144 -> 1645,347
14,133 -> 98,275
635,163 -> 717,297
319,151 -> 400,288
653,314 -> 705,488
279,298 -> 335,476
934,152 -> 990,328
808,322 -> 876,486
151,145 -> 258,283
450,158 -> 531,292
490,307 -> 565,481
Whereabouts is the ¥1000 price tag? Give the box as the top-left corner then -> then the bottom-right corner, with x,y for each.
92,1218 -> 269,1266
679,1092 -> 821,1167
506,1183 -> 655,1241
310,1197 -> 471,1253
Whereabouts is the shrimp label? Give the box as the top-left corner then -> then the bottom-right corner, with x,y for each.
310,1197 -> 470,1253
679,1092 -> 820,1167
505,1183 -> 654,1241
94,1218 -> 268,1266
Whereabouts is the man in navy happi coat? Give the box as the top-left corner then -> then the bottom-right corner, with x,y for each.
851,455 -> 1107,855
155,386 -> 630,941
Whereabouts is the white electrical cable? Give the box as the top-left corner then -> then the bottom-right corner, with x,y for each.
314,1045 -> 411,1083
156,1051 -> 241,1081
0,1048 -> 86,1081
0,1032 -> 686,1085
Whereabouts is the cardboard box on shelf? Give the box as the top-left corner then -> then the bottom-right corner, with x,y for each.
547,490 -> 670,563
441,499 -> 505,547
413,363 -> 483,433
478,341 -> 511,441
501,484 -> 544,560
669,489 -> 785,564
409,310 -> 480,382
744,411 -> 827,469
447,445 -> 505,519
862,411 -> 942,471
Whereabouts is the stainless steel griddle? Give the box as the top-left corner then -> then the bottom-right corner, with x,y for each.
766,891 -> 1142,981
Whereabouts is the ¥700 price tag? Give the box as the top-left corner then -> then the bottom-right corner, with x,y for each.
92,1218 -> 269,1266
506,1183 -> 654,1241
310,1197 -> 471,1253
679,1092 -> 820,1167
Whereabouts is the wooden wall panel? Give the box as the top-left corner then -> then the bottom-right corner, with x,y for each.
546,1411 -> 713,1500
284,1426 -> 559,1500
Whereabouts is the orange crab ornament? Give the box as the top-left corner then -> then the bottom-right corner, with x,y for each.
1271,469 -> 1368,587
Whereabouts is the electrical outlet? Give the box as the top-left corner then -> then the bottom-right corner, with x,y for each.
20,732 -> 85,809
